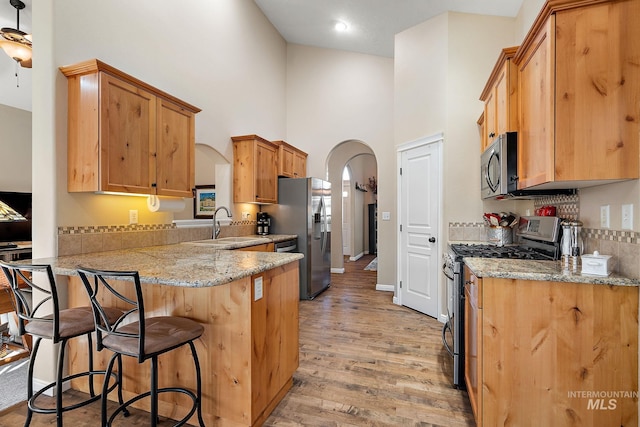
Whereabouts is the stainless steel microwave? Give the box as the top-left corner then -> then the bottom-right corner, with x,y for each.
480,132 -> 518,199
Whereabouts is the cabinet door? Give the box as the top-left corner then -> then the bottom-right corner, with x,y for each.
483,90 -> 497,147
464,267 -> 482,426
156,98 -> 195,197
554,1 -> 639,181
279,145 -> 295,178
293,151 -> 307,177
255,141 -> 278,203
100,73 -> 156,194
517,16 -> 555,189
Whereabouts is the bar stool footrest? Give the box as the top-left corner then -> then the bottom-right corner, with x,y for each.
108,386 -> 199,427
28,369 -> 122,415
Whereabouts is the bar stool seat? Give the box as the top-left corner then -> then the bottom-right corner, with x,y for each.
0,261 -> 125,427
77,266 -> 206,427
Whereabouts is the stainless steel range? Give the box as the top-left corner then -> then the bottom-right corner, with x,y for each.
442,216 -> 562,388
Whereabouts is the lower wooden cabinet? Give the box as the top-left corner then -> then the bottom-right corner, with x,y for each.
465,267 -> 639,426
464,267 -> 482,426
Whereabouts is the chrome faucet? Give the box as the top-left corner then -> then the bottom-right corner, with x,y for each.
213,206 -> 232,239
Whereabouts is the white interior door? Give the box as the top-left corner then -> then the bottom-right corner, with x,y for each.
399,137 -> 441,317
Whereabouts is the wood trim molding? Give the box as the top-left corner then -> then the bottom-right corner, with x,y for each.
514,0 -> 614,64
59,58 -> 201,113
479,46 -> 519,101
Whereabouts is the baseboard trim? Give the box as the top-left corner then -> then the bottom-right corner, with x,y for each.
376,284 -> 395,292
349,252 -> 364,261
331,268 -> 345,274
33,377 -> 69,397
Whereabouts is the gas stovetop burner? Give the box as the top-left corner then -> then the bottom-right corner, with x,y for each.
450,244 -> 554,261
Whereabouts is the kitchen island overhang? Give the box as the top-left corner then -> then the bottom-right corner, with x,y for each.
26,244 -> 304,426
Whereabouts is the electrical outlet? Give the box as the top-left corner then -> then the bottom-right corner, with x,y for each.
254,276 -> 263,301
129,209 -> 138,225
382,212 -> 391,221
242,211 -> 250,219
622,204 -> 634,230
600,205 -> 610,228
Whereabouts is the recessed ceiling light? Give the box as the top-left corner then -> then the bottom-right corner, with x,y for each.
334,21 -> 349,32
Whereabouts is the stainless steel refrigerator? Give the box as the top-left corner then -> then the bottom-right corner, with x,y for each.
264,177 -> 331,300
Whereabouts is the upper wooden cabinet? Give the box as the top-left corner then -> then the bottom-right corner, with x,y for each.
514,0 -> 639,189
479,46 -> 519,151
60,59 -> 200,197
273,140 -> 307,178
232,135 -> 279,204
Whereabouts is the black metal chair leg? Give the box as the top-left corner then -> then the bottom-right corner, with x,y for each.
190,341 -> 206,427
23,337 -> 41,427
116,354 -> 129,417
150,356 -> 158,427
56,339 -> 68,427
88,333 -> 96,397
102,353 -> 118,427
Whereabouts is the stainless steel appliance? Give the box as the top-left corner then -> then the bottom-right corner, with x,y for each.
257,212 -> 271,235
442,215 -> 562,388
263,177 -> 331,300
481,133 -> 574,200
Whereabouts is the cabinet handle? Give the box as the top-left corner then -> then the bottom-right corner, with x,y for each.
489,132 -> 496,138
151,183 -> 157,188
465,280 -> 473,285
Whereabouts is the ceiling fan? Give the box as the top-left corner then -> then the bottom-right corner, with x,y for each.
0,0 -> 32,68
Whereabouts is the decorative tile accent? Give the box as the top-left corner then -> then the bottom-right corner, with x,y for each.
583,228 -> 638,244
58,223 -> 175,234
533,194 -> 579,219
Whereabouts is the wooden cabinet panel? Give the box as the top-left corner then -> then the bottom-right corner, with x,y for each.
517,17 -> 555,188
156,98 -> 196,197
480,277 -> 638,426
515,0 -> 639,189
100,73 -> 156,194
232,135 -> 279,204
480,47 -> 519,152
554,1 -> 640,181
464,266 -> 482,426
235,243 -> 274,252
61,59 -> 200,197
273,140 -> 307,178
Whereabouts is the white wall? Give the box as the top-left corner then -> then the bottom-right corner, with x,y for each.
286,44 -> 394,284
46,0 -> 287,227
0,104 -> 31,192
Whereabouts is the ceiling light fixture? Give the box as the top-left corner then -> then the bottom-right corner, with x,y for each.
0,0 -> 32,86
334,20 -> 348,32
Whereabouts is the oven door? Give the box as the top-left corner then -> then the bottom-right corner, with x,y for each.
441,259 -> 455,358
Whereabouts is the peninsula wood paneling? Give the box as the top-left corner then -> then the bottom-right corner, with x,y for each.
65,260 -> 299,427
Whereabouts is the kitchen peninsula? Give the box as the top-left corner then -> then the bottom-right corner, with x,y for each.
28,244 -> 303,427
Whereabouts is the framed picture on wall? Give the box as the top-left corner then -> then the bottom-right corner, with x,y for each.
194,185 -> 216,219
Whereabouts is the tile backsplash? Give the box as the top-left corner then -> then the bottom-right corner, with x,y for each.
57,221 -> 258,256
448,222 -> 640,279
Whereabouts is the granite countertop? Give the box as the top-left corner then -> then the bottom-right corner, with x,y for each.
27,244 -> 303,288
463,257 -> 640,287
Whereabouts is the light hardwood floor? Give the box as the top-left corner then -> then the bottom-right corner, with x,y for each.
0,255 -> 474,426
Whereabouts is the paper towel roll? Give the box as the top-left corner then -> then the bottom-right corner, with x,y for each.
147,195 -> 186,212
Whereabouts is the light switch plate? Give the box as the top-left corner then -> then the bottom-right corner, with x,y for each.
600,205 -> 610,228
254,276 -> 263,301
622,204 -> 633,230
382,212 -> 391,221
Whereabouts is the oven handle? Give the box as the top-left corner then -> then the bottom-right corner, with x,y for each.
442,263 -> 454,281
442,321 -> 454,357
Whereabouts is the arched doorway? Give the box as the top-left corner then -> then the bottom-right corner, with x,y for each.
326,140 -> 377,274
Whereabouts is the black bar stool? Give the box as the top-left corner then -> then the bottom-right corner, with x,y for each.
0,261 -> 125,427
77,266 -> 206,427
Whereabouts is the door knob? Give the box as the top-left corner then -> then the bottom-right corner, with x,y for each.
429,237 -> 436,243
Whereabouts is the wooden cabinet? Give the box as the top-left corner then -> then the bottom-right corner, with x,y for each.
479,47 -> 519,151
469,271 -> 638,426
273,140 -> 307,178
235,242 -> 275,252
60,59 -> 200,197
514,0 -> 640,189
232,135 -> 279,204
463,266 -> 482,426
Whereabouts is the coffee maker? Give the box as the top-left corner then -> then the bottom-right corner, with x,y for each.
257,212 -> 271,235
